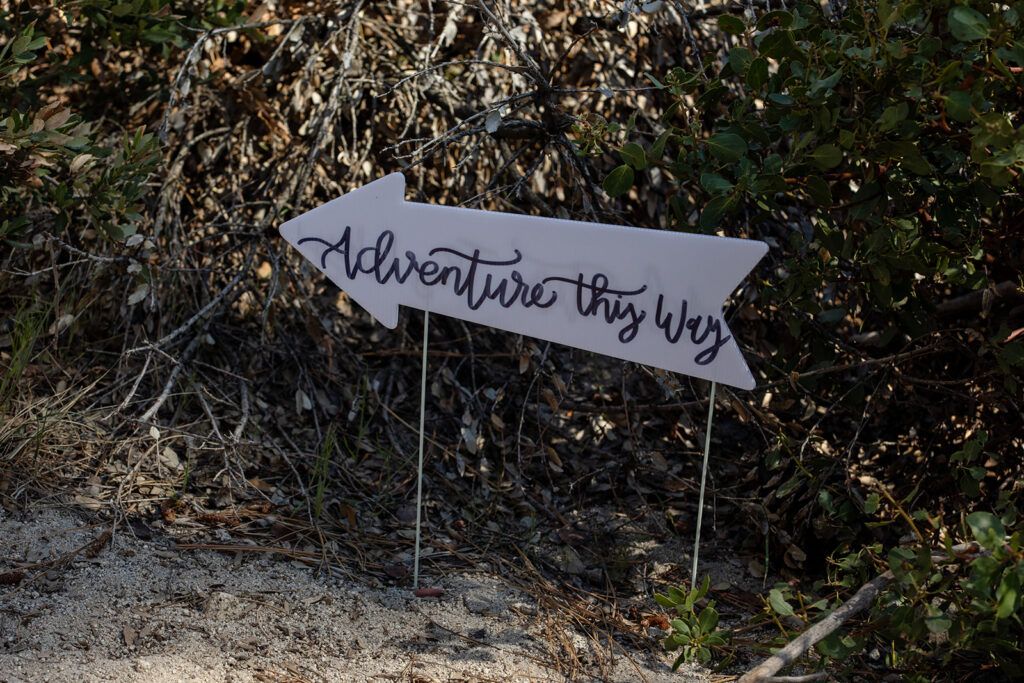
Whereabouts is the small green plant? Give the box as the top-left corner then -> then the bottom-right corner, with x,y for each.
950,430 -> 993,498
655,575 -> 732,668
311,424 -> 337,520
0,298 -> 50,417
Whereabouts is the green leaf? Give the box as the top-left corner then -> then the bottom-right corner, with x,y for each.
924,612 -> 952,634
816,632 -> 856,659
603,164 -> 634,197
717,15 -> 746,35
757,10 -> 794,31
705,133 -> 747,162
968,466 -> 987,481
809,144 -> 842,170
729,47 -> 752,74
751,174 -> 787,194
944,91 -> 973,123
769,588 -> 794,616
864,492 -> 880,514
759,30 -> 799,60
967,511 -> 1005,551
705,632 -> 728,646
645,72 -> 665,89
888,141 -> 932,175
699,195 -> 732,231
697,606 -> 719,633
877,102 -> 908,131
700,173 -> 734,194
996,41 -> 1024,67
804,175 -> 832,207
996,571 -> 1020,619
696,575 -> 711,600
948,6 -> 990,42
619,142 -> 646,170
747,57 -> 769,90
670,619 -> 691,638
650,130 -> 671,160
810,68 -> 843,96
654,593 -> 675,609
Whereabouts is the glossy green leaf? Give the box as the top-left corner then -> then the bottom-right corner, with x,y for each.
729,47 -> 752,74
967,511 -> 1005,551
756,9 -> 794,31
699,195 -> 732,231
705,133 -> 747,162
804,175 -> 832,206
650,130 -> 671,160
924,612 -> 951,634
877,102 -> 908,131
603,164 -> 634,197
619,142 -> 646,170
670,619 -> 691,638
809,144 -> 842,170
888,141 -> 932,175
747,57 -> 769,90
810,69 -> 843,96
717,15 -> 746,35
769,588 -> 794,616
759,30 -> 799,59
944,91 -> 973,122
700,173 -> 733,194
751,174 -> 787,194
948,6 -> 990,42
996,571 -> 1021,619
697,606 -> 719,633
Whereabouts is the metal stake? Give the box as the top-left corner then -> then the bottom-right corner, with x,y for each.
413,311 -> 429,589
691,381 -> 717,588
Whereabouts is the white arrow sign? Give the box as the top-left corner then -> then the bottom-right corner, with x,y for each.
280,173 -> 767,389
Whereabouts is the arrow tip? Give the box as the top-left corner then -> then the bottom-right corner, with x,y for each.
279,173 -> 407,328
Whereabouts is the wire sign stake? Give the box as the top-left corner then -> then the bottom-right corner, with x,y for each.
281,173 -> 767,589
413,310 -> 429,589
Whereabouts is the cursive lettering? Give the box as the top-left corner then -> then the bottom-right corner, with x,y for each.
298,227 -> 732,367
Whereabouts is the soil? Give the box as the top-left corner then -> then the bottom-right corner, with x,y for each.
0,506 -> 712,682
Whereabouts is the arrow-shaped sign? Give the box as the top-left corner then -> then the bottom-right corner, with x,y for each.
280,173 -> 767,389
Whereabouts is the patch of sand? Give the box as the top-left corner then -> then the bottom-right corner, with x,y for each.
0,508 -> 708,682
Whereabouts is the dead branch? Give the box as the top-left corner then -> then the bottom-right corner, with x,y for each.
740,543 -> 987,682
937,280 -> 1024,318
739,571 -> 894,683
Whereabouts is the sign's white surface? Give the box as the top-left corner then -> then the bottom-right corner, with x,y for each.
280,173 -> 767,389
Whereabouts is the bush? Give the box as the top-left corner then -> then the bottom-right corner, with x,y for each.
1,2 -> 247,244
593,0 -> 1023,676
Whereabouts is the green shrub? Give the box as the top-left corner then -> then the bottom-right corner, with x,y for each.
1,2 -> 248,244
595,0 -> 1022,332
590,0 -> 1023,676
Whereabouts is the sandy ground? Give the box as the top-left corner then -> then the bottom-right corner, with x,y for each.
0,507 -> 710,682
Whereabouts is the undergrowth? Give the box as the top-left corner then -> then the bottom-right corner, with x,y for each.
1,1 -> 1021,680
